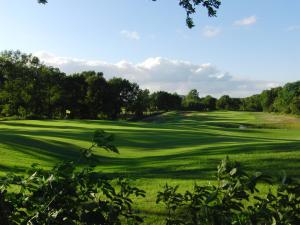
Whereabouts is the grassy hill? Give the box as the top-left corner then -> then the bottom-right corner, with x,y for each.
1,111 -> 300,223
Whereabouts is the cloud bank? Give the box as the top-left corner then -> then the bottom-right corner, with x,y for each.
202,26 -> 221,38
34,52 -> 278,98
120,30 -> 140,40
234,16 -> 257,26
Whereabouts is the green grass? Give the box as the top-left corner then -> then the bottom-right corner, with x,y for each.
1,111 -> 300,223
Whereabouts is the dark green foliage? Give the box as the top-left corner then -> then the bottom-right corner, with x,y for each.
157,157 -> 300,225
201,95 -> 217,111
1,131 -> 300,224
252,82 -> 300,115
216,95 -> 234,110
215,82 -> 300,115
260,87 -> 281,112
38,0 -> 221,29
150,91 -> 182,112
106,78 -> 140,119
84,71 -> 108,119
241,95 -> 262,112
153,0 -> 221,28
0,130 -> 145,225
177,0 -> 221,28
0,51 -> 151,120
0,51 -> 65,119
62,74 -> 89,119
129,89 -> 151,118
182,89 -> 204,110
182,92 -> 217,111
1,50 -> 300,119
92,130 -> 119,154
290,96 -> 300,114
273,81 -> 300,114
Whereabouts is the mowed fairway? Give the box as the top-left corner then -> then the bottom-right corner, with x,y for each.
1,111 -> 300,223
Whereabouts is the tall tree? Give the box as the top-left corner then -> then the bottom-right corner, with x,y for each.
202,95 -> 217,111
106,78 -> 139,119
150,91 -> 181,111
129,89 -> 150,118
241,95 -> 261,112
62,74 -> 88,118
84,71 -> 108,119
183,89 -> 203,110
290,96 -> 300,114
216,95 -> 231,110
260,87 -> 281,112
274,81 -> 300,113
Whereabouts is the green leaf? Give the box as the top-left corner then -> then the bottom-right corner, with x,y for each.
230,168 -> 237,176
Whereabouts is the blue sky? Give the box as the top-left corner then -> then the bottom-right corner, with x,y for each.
0,0 -> 299,96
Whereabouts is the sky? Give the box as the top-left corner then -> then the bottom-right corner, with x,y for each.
0,0 -> 299,97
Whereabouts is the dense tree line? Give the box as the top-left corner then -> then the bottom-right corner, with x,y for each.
182,89 -> 217,111
0,51 -> 181,119
0,51 -> 299,119
181,86 -> 300,115
215,83 -> 300,114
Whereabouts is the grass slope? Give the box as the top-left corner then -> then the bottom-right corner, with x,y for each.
0,111 -> 300,223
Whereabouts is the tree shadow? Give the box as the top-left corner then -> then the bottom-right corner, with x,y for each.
92,140 -> 300,180
0,132 -> 82,163
1,111 -> 300,181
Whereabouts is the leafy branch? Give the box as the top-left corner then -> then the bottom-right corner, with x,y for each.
0,130 -> 145,225
38,0 -> 221,28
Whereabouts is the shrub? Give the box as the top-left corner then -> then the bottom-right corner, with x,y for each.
1,133 -> 300,224
0,130 -> 145,225
157,157 -> 300,225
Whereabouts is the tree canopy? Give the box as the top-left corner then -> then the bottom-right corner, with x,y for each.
1,50 -> 299,120
37,0 -> 221,28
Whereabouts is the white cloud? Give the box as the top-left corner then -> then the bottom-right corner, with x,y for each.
202,26 -> 221,38
234,16 -> 257,26
176,29 -> 190,39
34,51 -> 279,98
120,30 -> 140,40
286,25 -> 300,32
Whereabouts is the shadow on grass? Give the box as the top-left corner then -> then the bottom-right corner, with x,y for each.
0,121 -> 83,130
0,111 -> 300,181
92,140 -> 300,180
0,132 -> 82,162
0,164 -> 27,174
1,126 -> 295,154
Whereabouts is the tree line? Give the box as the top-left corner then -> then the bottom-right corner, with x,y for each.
180,83 -> 300,114
0,50 -> 299,120
0,51 -> 181,119
215,83 -> 300,114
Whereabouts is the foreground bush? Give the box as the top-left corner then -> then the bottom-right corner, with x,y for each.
157,157 -> 300,225
0,130 -> 145,225
0,130 -> 299,225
